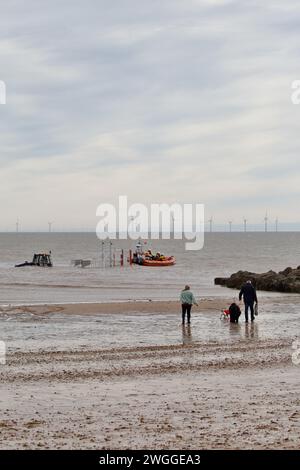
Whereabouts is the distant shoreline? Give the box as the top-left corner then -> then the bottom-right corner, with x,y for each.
2,230 -> 300,233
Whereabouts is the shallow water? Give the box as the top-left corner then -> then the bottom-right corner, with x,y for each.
1,296 -> 298,353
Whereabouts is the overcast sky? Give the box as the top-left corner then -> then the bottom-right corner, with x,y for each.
0,0 -> 299,231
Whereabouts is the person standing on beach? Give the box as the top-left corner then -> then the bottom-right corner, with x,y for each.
239,280 -> 258,323
180,285 -> 198,325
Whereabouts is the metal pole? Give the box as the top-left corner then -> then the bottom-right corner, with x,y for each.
129,249 -> 132,265
101,241 -> 105,268
109,242 -> 112,268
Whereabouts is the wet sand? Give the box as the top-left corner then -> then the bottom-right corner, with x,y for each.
0,299 -> 226,316
0,300 -> 299,449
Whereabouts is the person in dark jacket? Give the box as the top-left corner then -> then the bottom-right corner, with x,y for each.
239,280 -> 258,323
229,302 -> 241,323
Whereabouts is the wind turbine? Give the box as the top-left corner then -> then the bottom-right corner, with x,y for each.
209,217 -> 213,233
264,211 -> 268,232
16,218 -> 20,233
243,217 -> 247,232
171,213 -> 175,238
275,217 -> 278,232
229,220 -> 233,233
48,221 -> 53,233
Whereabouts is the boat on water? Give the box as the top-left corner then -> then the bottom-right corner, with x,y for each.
132,243 -> 176,267
142,256 -> 176,267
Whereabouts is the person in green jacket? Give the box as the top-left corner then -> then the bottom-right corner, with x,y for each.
180,285 -> 198,324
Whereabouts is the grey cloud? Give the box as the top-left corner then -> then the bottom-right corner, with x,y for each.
0,0 -> 300,227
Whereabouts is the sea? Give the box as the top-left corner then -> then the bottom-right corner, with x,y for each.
0,232 -> 300,305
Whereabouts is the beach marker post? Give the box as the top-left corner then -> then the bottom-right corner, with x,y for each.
129,249 -> 132,265
109,242 -> 113,268
101,241 -> 105,267
98,241 -> 132,268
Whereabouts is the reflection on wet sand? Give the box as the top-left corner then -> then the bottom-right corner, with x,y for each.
181,324 -> 193,345
228,321 -> 242,337
0,296 -> 298,354
228,320 -> 259,340
245,322 -> 259,340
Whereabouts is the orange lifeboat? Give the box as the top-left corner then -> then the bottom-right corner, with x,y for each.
142,256 -> 176,267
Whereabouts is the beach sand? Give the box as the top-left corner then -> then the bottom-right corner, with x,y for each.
0,300 -> 299,449
0,299 -> 226,316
